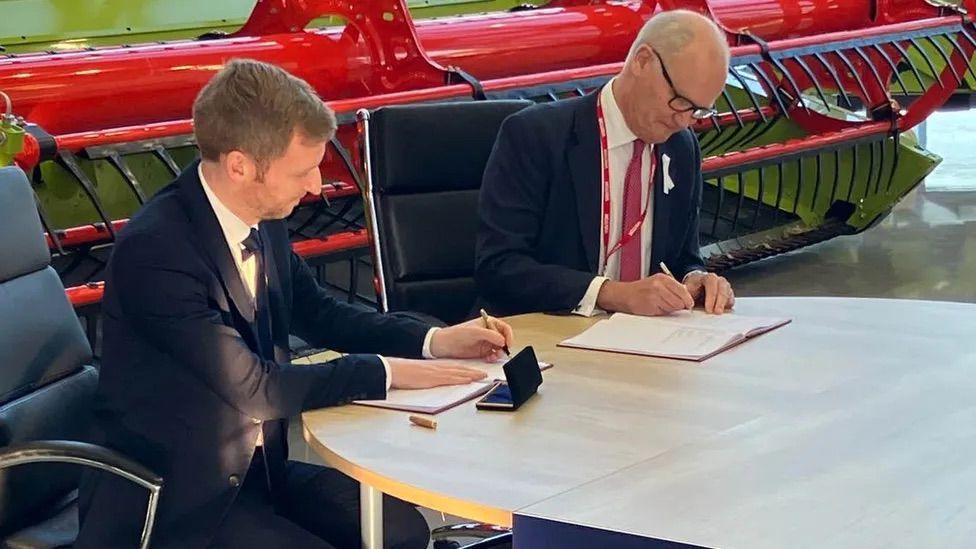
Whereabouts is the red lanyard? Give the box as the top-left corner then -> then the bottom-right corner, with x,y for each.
596,92 -> 656,271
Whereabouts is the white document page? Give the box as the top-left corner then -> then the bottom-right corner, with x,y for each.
354,357 -> 552,414
560,311 -> 790,361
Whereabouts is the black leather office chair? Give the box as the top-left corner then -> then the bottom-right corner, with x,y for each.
0,166 -> 161,549
360,101 -> 529,548
358,100 -> 533,326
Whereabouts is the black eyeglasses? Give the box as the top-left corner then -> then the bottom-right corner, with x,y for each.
651,48 -> 718,120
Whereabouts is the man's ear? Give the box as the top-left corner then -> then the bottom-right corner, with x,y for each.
631,44 -> 654,73
223,150 -> 253,183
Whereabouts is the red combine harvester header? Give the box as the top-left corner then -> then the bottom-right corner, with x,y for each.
0,0 -> 973,311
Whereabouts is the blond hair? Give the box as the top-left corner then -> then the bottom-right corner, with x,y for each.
192,59 -> 336,171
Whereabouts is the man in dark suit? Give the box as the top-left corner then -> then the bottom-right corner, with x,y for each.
76,59 -> 513,549
477,11 -> 736,318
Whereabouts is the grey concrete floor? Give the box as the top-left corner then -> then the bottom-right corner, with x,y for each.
726,186 -> 976,303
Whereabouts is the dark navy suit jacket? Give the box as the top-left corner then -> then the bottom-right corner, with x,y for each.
76,162 -> 430,548
476,90 -> 706,316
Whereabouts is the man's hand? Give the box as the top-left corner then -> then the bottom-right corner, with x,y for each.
683,272 -> 735,314
429,317 -> 515,361
387,359 -> 488,390
596,274 -> 695,316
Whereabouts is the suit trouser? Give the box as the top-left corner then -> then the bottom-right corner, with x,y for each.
208,452 -> 430,549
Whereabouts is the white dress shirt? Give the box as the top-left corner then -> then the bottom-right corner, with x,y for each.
573,79 -> 655,317
198,166 -> 440,404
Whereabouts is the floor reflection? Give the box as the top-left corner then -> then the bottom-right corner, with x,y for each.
727,186 -> 976,302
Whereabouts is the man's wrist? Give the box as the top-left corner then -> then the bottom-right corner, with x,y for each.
596,279 -> 625,312
682,270 -> 709,284
682,270 -> 709,302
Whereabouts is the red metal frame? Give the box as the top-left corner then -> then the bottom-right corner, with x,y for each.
15,61 -> 628,171
16,13 -> 970,174
701,122 -> 890,173
66,283 -> 106,308
3,0 -> 961,137
19,11 -> 973,255
0,2 -> 643,135
729,15 -> 953,54
45,182 -> 359,250
5,0 -> 972,309
897,32 -> 976,130
736,15 -> 976,135
290,230 -> 369,258
66,229 -> 370,307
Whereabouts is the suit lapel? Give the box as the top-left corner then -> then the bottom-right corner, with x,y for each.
568,90 -> 682,277
177,161 -> 258,327
568,91 -> 602,273
650,141 -> 674,274
259,222 -> 290,364
252,224 -> 290,495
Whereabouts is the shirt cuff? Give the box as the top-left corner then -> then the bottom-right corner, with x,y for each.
378,355 -> 393,391
573,276 -> 609,317
422,327 -> 439,359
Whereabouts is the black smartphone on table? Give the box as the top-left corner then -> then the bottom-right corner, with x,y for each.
475,346 -> 543,411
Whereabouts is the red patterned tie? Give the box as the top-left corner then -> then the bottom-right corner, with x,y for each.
619,139 -> 645,282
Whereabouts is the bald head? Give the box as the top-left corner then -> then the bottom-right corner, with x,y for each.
613,10 -> 730,144
627,10 -> 729,62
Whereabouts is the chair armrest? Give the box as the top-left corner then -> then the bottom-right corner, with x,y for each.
0,440 -> 162,491
0,440 -> 162,549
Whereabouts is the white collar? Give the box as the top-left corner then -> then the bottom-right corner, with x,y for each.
600,78 -> 641,149
198,163 -> 255,248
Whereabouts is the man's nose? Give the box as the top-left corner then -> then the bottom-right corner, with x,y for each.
306,172 -> 322,195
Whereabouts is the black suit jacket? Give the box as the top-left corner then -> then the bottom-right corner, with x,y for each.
475,90 -> 706,316
75,162 -> 431,549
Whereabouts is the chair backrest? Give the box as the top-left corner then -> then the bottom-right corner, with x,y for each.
0,166 -> 97,537
362,100 -> 532,324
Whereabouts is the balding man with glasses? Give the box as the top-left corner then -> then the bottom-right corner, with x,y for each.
476,10 -> 736,318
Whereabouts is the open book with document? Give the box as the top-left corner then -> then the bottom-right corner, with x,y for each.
559,310 -> 791,361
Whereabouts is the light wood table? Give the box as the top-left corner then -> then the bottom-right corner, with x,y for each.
301,297 -> 976,548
